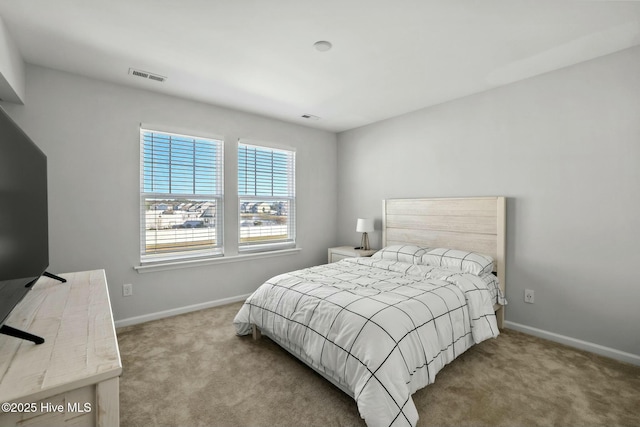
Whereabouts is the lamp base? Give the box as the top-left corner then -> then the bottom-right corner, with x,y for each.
360,232 -> 370,251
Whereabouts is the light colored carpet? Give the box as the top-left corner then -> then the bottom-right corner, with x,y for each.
117,302 -> 640,427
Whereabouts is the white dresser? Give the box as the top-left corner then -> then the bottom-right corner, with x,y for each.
0,270 -> 122,427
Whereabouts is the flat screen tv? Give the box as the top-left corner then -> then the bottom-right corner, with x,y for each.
0,106 -> 60,345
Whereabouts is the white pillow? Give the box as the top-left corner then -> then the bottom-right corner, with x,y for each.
372,245 -> 429,264
419,248 -> 494,276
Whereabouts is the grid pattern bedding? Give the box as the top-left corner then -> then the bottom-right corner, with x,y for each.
234,257 -> 502,427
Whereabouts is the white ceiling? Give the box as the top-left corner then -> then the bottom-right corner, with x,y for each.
1,1 -> 639,132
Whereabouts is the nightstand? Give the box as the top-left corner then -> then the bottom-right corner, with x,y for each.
328,246 -> 377,263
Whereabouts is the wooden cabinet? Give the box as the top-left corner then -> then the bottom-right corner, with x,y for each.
328,246 -> 377,263
0,270 -> 122,427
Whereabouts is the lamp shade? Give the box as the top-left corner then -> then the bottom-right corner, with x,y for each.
356,218 -> 374,233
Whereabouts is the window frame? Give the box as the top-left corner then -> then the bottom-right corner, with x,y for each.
139,127 -> 224,264
237,140 -> 296,253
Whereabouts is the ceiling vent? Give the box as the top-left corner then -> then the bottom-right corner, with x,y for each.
301,114 -> 320,121
128,68 -> 167,83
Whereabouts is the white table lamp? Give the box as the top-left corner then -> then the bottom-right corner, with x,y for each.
356,218 -> 374,250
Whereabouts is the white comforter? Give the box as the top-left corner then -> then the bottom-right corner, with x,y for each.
233,257 -> 500,427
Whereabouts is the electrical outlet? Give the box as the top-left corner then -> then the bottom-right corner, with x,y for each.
524,289 -> 534,304
123,283 -> 133,297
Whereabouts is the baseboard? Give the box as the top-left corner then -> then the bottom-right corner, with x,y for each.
114,293 -> 251,328
504,321 -> 640,367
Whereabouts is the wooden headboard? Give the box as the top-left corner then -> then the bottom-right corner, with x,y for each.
382,196 -> 506,327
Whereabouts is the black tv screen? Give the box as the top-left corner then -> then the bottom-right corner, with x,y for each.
0,106 -> 48,339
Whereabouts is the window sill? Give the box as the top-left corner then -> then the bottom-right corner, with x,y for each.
134,247 -> 302,274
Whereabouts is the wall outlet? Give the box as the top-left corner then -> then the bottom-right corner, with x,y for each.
122,283 -> 133,297
524,289 -> 534,304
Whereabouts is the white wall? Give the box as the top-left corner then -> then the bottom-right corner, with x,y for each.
337,47 -> 640,357
3,48 -> 638,359
2,65 -> 338,322
0,15 -> 25,103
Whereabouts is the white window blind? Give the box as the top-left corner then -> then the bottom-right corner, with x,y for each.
140,129 -> 223,262
238,142 -> 295,251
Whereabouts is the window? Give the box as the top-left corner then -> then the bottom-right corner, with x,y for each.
140,129 -> 223,263
238,142 -> 295,252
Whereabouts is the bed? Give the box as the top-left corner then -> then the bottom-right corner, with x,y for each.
233,196 -> 507,427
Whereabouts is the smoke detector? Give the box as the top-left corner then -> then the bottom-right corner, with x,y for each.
128,68 -> 167,83
313,41 -> 332,52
